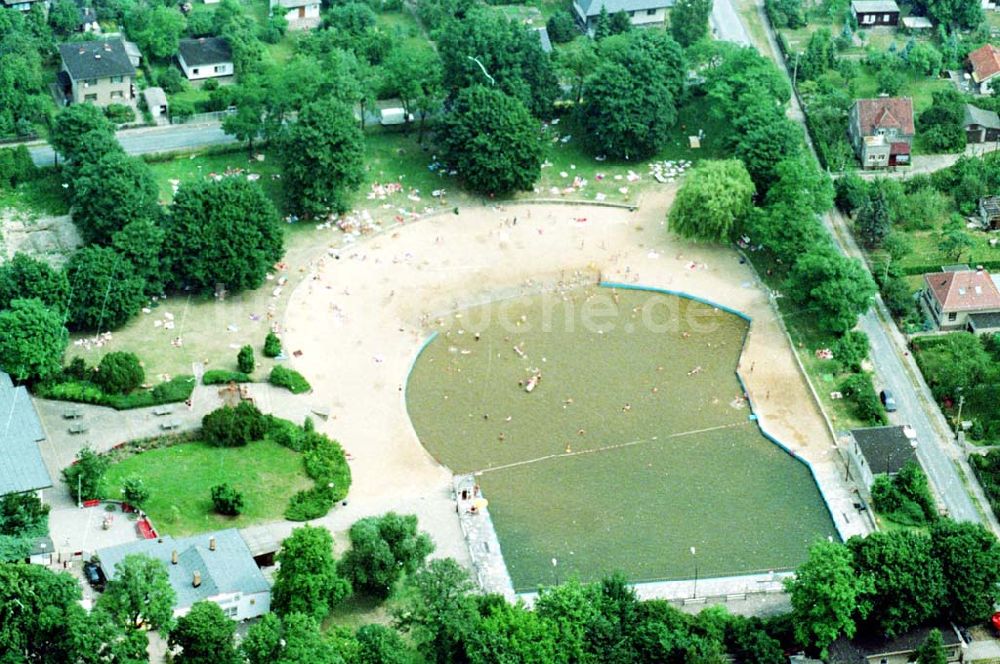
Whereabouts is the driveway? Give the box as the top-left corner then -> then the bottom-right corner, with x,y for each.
712,0 -> 752,45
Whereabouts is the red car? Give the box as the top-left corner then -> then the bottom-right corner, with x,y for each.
991,612 -> 1000,633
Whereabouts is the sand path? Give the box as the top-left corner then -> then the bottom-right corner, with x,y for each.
269,189 -> 868,566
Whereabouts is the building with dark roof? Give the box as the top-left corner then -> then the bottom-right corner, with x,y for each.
1,0 -> 46,13
848,97 -> 915,169
847,425 -> 919,491
828,623 -> 963,664
97,529 -> 270,620
850,0 -> 900,26
923,267 -> 1000,332
177,37 -> 234,81
572,0 -> 673,34
0,372 -> 53,498
57,39 -> 136,107
964,104 -> 1000,144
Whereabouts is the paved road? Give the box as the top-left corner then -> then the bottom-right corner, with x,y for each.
711,0 -> 752,45
28,122 -> 239,167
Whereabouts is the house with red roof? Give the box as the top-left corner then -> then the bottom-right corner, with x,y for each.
967,43 -> 1000,95
923,266 -> 1000,332
848,97 -> 914,169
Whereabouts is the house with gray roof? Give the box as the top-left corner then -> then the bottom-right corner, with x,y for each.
177,37 -> 234,81
0,372 -> 53,498
96,529 -> 270,620
57,38 -> 136,107
964,104 -> 1000,144
1,0 -> 46,13
572,0 -> 673,34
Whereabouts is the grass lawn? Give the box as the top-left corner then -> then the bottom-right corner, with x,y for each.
895,228 -> 1000,275
0,170 -> 72,217
851,68 -> 952,114
145,149 -> 286,207
104,439 -> 314,536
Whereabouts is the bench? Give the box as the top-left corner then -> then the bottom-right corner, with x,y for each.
152,406 -> 173,416
160,421 -> 180,431
68,423 -> 88,434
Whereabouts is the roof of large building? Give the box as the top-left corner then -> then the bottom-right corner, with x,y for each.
964,103 -> 1000,130
829,623 -> 961,664
969,43 -> 1000,83
850,426 -> 918,476
924,268 -> 1000,312
58,39 -> 135,80
575,0 -> 674,18
853,97 -> 915,136
0,372 -> 53,496
850,0 -> 899,13
178,37 -> 232,67
97,529 -> 269,609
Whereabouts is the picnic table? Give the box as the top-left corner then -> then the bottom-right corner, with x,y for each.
160,421 -> 180,431
152,406 -> 173,416
68,423 -> 89,434
62,409 -> 83,419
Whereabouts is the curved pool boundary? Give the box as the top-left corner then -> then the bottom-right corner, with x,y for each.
599,281 -> 845,543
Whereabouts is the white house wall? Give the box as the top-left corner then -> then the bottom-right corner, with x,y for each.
282,2 -> 320,22
170,590 -> 270,621
178,54 -> 234,81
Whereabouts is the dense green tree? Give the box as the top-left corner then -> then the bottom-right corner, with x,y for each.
0,492 -> 49,536
764,153 -> 834,214
242,612 -> 344,664
98,553 -> 176,631
876,67 -> 905,95
466,596 -> 559,663
237,345 -> 255,374
392,558 -> 477,664
437,7 -> 560,117
834,172 -> 869,214
917,0 -> 982,29
937,228 -> 976,261
111,218 -> 167,296
701,42 -> 790,118
0,298 -> 67,382
439,85 -> 542,195
0,144 -> 36,188
341,512 -> 434,598
0,563 -> 88,663
855,187 -> 892,249
169,601 -> 240,664
905,41 -> 943,76
533,579 -> 602,662
47,0 -> 80,34
546,9 -> 578,43
671,0 -> 712,46
50,104 -> 116,164
67,605 -> 150,663
915,629 -> 948,664
594,7 -> 632,40
799,28 -> 836,81
72,150 -> 160,245
272,525 -> 351,621
62,445 -> 108,502
95,351 -> 144,394
210,483 -> 245,515
556,39 -> 598,104
64,246 -> 147,331
353,624 -> 414,664
786,245 -> 876,333
578,30 -> 684,159
746,201 -> 827,262
381,43 -> 442,140
930,520 -> 1000,624
669,160 -> 755,242
919,88 -> 967,153
0,252 -> 70,315
765,0 -> 805,27
121,475 -> 150,510
786,541 -> 867,655
124,4 -> 186,60
281,96 -> 364,216
164,177 -> 283,292
734,110 -> 803,194
850,531 -> 945,637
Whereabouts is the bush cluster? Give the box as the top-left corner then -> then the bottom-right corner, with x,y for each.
201,402 -> 268,447
263,331 -> 282,358
202,370 -> 252,385
210,483 -> 245,516
284,430 -> 351,521
36,374 -> 194,410
840,373 -> 886,425
870,461 -> 937,526
269,366 -> 311,394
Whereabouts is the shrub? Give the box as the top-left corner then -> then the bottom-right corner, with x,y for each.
285,432 -> 350,521
267,417 -> 307,451
201,78 -> 219,92
832,331 -> 869,373
546,9 -> 578,43
0,145 -> 36,189
834,173 -> 867,215
285,485 -> 337,521
0,493 -> 49,537
263,331 -> 282,358
170,99 -> 195,122
237,345 -> 255,374
104,103 -> 136,124
94,352 -> 145,395
201,402 -> 267,447
157,68 -> 186,94
202,370 -> 251,385
269,366 -> 311,394
210,483 -> 244,515
840,372 -> 885,424
35,375 -> 194,409
121,475 -> 150,508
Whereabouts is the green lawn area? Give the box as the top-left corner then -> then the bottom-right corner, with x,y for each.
145,149 -> 286,207
376,10 -> 427,47
0,170 -> 72,217
895,228 -> 1000,275
104,439 -> 314,536
851,68 -> 952,114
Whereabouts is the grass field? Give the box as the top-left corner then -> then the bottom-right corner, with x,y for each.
103,439 -> 313,536
406,289 -> 837,589
0,171 -> 72,217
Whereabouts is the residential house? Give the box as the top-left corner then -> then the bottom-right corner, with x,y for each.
848,97 -> 914,169
0,372 -> 53,499
964,103 -> 1000,143
96,529 -> 270,620
981,196 -> 1000,229
846,426 -> 919,492
828,623 -> 963,664
572,0 -> 674,35
269,0 -> 320,29
968,43 -> 1000,94
177,37 -> 234,81
850,0 -> 900,26
77,4 -> 99,32
923,266 -> 1000,332
57,39 -> 135,107
1,0 -> 47,12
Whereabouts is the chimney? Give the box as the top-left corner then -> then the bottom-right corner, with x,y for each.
193,570 -> 201,587
171,550 -> 178,565
209,537 -> 216,552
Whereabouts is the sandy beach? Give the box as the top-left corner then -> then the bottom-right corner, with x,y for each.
274,188 -> 869,567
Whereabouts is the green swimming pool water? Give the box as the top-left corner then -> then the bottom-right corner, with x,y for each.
406,288 -> 837,590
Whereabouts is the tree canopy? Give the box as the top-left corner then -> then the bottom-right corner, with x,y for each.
64,246 -> 147,331
164,177 -> 283,293
785,245 -> 876,333
669,160 -> 755,242
0,252 -> 70,315
97,553 -> 176,632
169,601 -> 240,664
670,0 -> 712,47
71,150 -> 160,245
0,298 -> 68,383
272,525 -> 351,621
438,85 -> 542,195
341,512 -> 434,598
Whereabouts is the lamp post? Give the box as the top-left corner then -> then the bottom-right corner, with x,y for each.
690,547 -> 698,599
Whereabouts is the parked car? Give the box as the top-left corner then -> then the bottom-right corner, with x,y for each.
880,389 -> 897,412
83,561 -> 105,590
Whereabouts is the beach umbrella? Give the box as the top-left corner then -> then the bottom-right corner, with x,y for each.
472,498 -> 488,510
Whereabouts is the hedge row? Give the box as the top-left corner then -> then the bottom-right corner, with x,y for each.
269,366 -> 311,394
899,260 -> 1000,276
35,375 -> 195,410
284,430 -> 351,521
202,370 -> 252,385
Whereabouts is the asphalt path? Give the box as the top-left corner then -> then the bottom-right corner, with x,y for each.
29,122 -> 238,166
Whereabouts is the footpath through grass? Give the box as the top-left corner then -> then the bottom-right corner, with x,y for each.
103,439 -> 314,536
